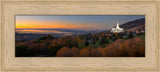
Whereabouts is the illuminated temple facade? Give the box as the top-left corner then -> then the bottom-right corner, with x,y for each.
111,21 -> 124,33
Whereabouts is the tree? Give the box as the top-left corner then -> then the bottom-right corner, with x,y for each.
90,48 -> 106,57
112,34 -> 117,41
92,38 -> 96,44
108,36 -> 112,40
56,47 -> 71,57
127,32 -> 133,39
100,36 -> 109,45
116,33 -> 120,39
56,47 -> 80,57
84,40 -> 89,46
46,34 -> 53,39
16,44 -> 27,57
57,36 -> 78,48
37,34 -> 53,43
79,47 -> 91,57
48,44 -> 62,56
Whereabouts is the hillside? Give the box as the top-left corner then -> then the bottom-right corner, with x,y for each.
119,18 -> 145,32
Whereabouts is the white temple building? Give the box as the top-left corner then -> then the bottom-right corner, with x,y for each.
111,21 -> 124,33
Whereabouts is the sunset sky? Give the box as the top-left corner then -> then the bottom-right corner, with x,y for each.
16,15 -> 145,30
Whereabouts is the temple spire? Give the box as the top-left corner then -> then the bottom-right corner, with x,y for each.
116,21 -> 120,29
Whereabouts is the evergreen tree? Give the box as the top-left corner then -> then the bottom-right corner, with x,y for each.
85,40 -> 89,46
127,32 -> 133,39
92,38 -> 96,44
46,34 -> 53,39
112,36 -> 116,41
105,38 -> 109,44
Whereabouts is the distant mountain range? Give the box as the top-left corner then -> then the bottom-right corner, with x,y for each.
118,18 -> 145,32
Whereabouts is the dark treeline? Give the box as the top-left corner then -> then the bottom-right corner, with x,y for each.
16,31 -> 145,57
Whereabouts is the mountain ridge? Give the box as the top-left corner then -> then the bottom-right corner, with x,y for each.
119,18 -> 145,32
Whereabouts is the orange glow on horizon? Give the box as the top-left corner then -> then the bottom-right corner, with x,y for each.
16,20 -> 101,29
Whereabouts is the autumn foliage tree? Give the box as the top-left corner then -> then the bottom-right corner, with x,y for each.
56,47 -> 80,57
56,37 -> 145,57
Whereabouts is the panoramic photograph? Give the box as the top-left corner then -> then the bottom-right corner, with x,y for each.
15,15 -> 145,57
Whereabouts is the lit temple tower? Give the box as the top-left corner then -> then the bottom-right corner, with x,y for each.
111,21 -> 124,33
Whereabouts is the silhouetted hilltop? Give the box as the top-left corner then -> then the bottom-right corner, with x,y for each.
119,18 -> 145,32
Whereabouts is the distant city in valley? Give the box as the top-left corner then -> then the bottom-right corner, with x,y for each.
15,29 -> 105,41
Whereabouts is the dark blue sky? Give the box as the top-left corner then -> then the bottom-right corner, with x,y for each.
16,15 -> 145,30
